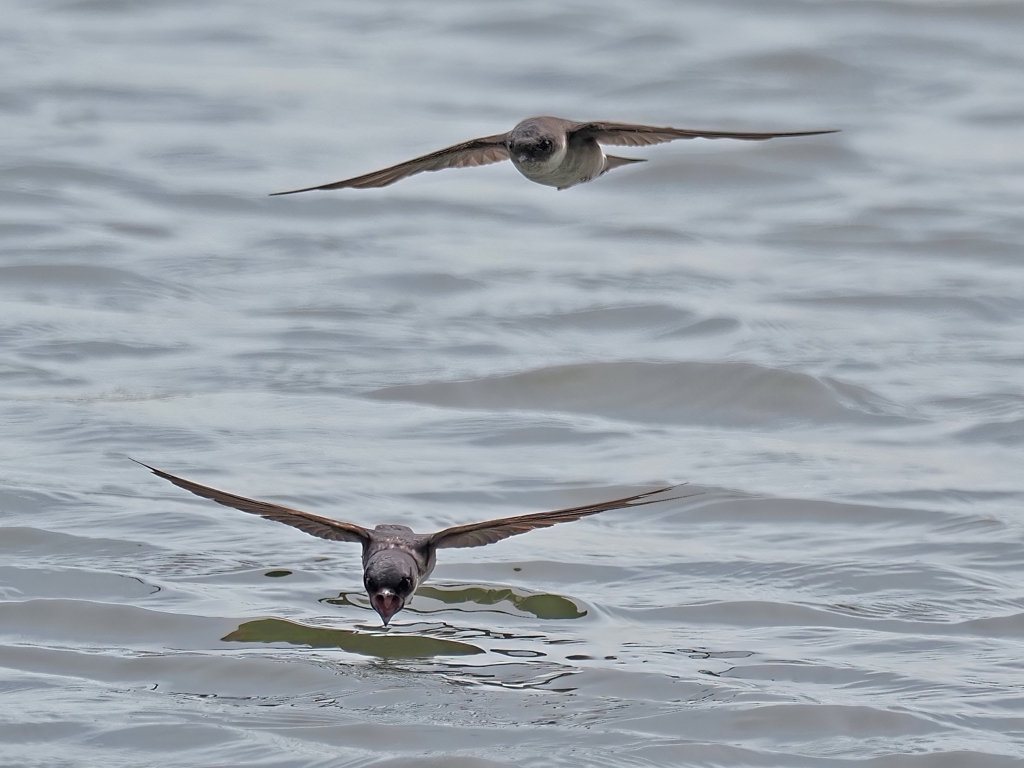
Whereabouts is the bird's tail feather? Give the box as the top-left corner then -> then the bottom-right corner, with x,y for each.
602,155 -> 647,174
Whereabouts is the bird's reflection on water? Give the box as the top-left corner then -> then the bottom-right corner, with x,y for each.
222,617 -> 586,690
222,618 -> 484,658
421,583 -> 588,620
222,583 -> 588,659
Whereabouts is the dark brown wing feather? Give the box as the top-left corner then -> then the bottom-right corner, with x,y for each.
571,122 -> 839,147
270,133 -> 510,194
429,485 -> 686,549
131,459 -> 371,544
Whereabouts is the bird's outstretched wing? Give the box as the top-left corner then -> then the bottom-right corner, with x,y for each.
131,459 -> 371,544
429,485 -> 686,549
270,133 -> 510,194
570,122 -> 839,147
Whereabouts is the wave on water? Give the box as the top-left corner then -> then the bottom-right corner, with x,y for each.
368,360 -> 906,428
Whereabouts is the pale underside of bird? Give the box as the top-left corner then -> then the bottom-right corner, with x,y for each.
132,459 -> 685,625
271,116 -> 838,193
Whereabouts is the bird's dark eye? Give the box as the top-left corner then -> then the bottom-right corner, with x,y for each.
540,139 -> 552,150
398,577 -> 411,594
365,578 -> 377,592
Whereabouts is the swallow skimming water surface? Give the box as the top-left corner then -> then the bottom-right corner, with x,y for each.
271,116 -> 838,193
133,459 -> 686,625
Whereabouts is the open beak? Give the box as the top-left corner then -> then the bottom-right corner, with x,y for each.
371,590 -> 404,626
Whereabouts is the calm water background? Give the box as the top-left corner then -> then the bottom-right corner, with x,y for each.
2,1 -> 1024,766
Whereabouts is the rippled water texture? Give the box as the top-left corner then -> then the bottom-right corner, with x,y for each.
2,1 -> 1024,766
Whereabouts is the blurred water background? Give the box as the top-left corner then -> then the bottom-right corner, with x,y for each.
2,0 -> 1024,766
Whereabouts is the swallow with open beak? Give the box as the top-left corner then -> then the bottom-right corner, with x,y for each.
271,116 -> 837,193
132,459 -> 685,625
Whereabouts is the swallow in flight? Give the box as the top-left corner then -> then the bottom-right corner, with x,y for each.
271,116 -> 838,193
133,459 -> 685,625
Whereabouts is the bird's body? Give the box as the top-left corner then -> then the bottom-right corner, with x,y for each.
271,116 -> 838,194
506,117 -> 609,189
359,524 -> 435,622
133,459 -> 683,625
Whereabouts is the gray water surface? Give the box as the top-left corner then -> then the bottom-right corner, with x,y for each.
2,1 -> 1024,766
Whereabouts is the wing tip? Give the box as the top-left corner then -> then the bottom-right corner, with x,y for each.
128,455 -> 156,472
623,482 -> 703,509
735,128 -> 842,140
269,186 -> 322,196
774,129 -> 840,138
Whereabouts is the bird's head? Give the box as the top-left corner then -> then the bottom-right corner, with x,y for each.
508,119 -> 565,167
363,551 -> 418,626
